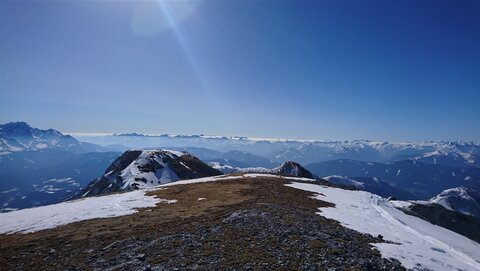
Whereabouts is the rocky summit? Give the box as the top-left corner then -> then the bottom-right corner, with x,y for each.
80,149 -> 222,197
273,161 -> 316,179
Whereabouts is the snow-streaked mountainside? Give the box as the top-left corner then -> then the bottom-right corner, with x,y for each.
80,150 -> 222,197
307,159 -> 480,199
323,175 -> 365,189
0,123 -> 124,212
429,187 -> 480,218
210,161 -> 315,179
0,150 -> 119,212
0,122 -> 104,154
208,161 -> 239,174
288,182 -> 480,271
75,132 -> 480,167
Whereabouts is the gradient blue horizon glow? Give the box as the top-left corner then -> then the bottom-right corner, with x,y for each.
0,0 -> 479,141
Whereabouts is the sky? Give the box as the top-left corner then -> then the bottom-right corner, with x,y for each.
0,0 -> 479,141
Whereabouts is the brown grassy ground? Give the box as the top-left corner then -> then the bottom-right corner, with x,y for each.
0,177 -> 404,270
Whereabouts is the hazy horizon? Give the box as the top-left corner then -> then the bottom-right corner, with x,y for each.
2,120 -> 480,143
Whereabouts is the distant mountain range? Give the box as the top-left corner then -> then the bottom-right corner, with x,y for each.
0,122 -> 106,154
75,132 -> 480,168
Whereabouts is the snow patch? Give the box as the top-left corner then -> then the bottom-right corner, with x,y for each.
158,199 -> 178,204
0,188 -> 19,194
389,200 -> 413,209
286,182 -> 480,271
0,190 -> 161,234
162,149 -> 186,157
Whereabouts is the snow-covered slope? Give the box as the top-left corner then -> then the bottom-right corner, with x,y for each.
209,162 -> 240,174
429,187 -> 480,218
0,190 -> 162,234
81,149 -> 222,197
0,135 -> 24,154
287,182 -> 480,271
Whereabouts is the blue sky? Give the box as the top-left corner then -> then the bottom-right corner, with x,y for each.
1,0 -> 479,141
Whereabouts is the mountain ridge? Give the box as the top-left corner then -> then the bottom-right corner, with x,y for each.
80,149 -> 223,197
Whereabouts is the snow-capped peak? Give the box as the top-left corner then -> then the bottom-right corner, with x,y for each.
81,149 -> 222,197
0,121 -> 83,154
118,150 -> 185,190
429,187 -> 480,218
272,161 -> 316,179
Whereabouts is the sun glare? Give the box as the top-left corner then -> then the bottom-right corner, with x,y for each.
131,0 -> 200,37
